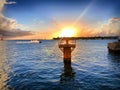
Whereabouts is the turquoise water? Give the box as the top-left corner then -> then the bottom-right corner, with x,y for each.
0,40 -> 120,90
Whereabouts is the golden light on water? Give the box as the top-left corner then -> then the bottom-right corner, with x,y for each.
59,27 -> 76,37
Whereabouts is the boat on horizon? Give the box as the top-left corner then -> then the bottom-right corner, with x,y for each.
16,40 -> 41,44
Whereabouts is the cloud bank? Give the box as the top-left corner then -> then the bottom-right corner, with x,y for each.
75,17 -> 120,37
101,18 -> 120,36
0,0 -> 32,38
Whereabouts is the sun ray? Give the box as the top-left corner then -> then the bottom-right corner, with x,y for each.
72,0 -> 95,26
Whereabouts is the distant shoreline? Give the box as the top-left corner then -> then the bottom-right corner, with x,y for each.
53,36 -> 118,40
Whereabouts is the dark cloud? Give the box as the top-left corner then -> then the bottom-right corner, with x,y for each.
0,29 -> 32,37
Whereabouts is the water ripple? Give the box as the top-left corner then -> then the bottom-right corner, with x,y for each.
0,40 -> 120,90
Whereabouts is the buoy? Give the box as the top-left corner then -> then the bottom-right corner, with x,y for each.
59,37 -> 76,64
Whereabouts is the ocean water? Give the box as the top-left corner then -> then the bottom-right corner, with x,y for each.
0,40 -> 120,90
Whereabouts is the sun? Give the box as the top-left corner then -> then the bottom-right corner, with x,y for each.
59,27 -> 76,37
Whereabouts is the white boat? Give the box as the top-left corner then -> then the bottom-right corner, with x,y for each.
16,40 -> 41,44
29,40 -> 41,43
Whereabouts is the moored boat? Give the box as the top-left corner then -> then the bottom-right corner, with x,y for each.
108,37 -> 120,54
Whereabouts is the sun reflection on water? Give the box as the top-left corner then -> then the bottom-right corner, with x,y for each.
0,41 -> 9,90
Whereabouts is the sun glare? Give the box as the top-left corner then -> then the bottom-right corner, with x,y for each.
59,27 -> 75,37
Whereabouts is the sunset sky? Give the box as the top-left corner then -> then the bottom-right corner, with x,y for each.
0,0 -> 120,39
